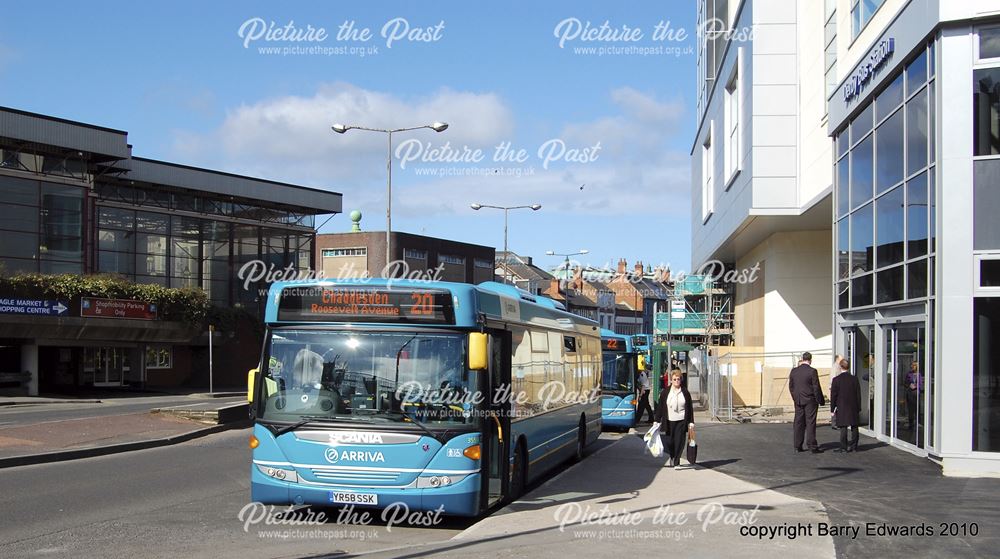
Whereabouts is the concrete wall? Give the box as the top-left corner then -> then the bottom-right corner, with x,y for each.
735,231 -> 833,355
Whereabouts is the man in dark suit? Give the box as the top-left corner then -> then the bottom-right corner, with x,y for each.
831,358 -> 862,452
789,352 -> 825,453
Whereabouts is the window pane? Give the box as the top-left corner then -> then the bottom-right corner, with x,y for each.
851,202 -> 874,275
876,73 -> 903,121
980,27 -> 1000,59
980,259 -> 1000,287
906,51 -> 927,96
852,274 -> 873,307
41,184 -> 83,261
40,260 -> 81,274
929,172 -> 936,253
137,252 -> 167,276
907,87 -> 928,174
0,231 -> 39,259
837,130 -> 849,159
2,203 -> 39,233
876,186 -> 904,267
973,297 -> 1000,451
928,80 -> 936,165
851,135 -> 873,207
838,218 -> 850,280
137,233 -> 167,255
98,229 -> 134,252
908,260 -> 927,298
974,159 -> 1000,250
876,109 -> 904,193
136,212 -> 168,233
974,67 -> 1000,156
838,281 -> 850,310
98,207 -> 135,230
0,175 -> 38,206
171,216 -> 202,237
907,172 -> 928,258
837,157 -> 850,217
99,250 -> 134,276
876,266 -> 903,303
851,103 -> 874,145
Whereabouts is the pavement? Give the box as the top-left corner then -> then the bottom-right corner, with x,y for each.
0,399 -> 995,558
0,392 -> 249,468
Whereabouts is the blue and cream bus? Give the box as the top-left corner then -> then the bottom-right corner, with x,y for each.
600,329 -> 639,431
247,279 -> 602,517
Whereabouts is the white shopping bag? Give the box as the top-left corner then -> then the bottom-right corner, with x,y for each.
643,423 -> 663,457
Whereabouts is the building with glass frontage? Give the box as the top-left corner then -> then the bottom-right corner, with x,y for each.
0,106 -> 341,394
829,0 -> 1000,475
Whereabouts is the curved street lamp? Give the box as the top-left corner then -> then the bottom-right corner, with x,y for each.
331,122 -> 449,272
469,203 -> 542,284
545,249 -> 589,277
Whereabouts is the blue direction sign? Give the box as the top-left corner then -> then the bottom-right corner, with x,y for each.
0,298 -> 70,317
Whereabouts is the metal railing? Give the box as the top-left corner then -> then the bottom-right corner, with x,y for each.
706,349 -> 835,421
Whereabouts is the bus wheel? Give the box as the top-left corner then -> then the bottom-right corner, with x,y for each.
574,419 -> 586,462
509,442 -> 526,502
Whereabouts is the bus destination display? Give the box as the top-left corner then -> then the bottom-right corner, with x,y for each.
602,338 -> 625,351
277,287 -> 454,324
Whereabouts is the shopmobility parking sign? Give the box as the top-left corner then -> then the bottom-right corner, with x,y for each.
0,298 -> 70,316
81,297 -> 157,320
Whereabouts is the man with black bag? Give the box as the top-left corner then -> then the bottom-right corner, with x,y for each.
789,352 -> 825,454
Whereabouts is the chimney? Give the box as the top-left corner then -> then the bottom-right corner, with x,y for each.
634,260 -> 644,278
617,258 -> 627,275
549,278 -> 561,296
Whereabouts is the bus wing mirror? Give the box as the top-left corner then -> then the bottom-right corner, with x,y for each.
637,355 -> 647,371
247,368 -> 258,403
468,332 -> 488,370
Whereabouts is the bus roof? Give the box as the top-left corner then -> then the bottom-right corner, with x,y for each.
264,279 -> 598,334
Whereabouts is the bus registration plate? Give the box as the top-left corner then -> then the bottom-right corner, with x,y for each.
330,491 -> 378,505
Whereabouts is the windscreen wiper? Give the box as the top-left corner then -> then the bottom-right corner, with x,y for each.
384,410 -> 444,443
271,415 -> 370,437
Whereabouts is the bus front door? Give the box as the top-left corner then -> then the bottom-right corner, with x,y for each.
482,330 -> 512,509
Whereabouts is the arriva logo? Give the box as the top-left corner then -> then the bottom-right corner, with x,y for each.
329,432 -> 384,444
324,448 -> 340,463
339,450 -> 386,463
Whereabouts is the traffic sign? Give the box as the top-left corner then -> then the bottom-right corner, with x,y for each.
81,297 -> 157,320
0,298 -> 70,317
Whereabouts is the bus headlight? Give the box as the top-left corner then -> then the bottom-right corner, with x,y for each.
417,475 -> 464,488
257,464 -> 298,483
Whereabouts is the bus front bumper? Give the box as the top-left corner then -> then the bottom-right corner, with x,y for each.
251,467 -> 482,517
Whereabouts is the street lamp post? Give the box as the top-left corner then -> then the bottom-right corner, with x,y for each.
332,122 -> 449,273
470,203 -> 542,284
545,249 -> 589,278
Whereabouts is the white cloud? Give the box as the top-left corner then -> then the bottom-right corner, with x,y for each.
170,83 -> 690,220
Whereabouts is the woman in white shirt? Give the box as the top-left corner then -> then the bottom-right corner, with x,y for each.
654,370 -> 695,469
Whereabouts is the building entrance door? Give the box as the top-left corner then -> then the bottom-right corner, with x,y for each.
843,326 -> 875,427
880,324 -> 925,449
86,347 -> 130,387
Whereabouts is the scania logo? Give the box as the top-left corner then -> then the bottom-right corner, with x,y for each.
324,448 -> 340,463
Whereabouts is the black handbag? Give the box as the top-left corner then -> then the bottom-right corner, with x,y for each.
686,426 -> 698,464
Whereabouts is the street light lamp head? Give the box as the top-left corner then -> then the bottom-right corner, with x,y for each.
530,204 -> 542,211
545,251 -> 555,255
430,122 -> 449,133
580,249 -> 589,254
331,124 -> 349,134
470,203 -> 482,210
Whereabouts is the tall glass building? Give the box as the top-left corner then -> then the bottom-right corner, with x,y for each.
829,0 -> 1000,475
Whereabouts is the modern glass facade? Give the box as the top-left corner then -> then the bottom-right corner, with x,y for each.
834,39 -> 937,454
95,183 -> 314,307
836,41 -> 936,313
0,174 -> 84,275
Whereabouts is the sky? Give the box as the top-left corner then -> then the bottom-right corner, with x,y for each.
0,0 -> 699,274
